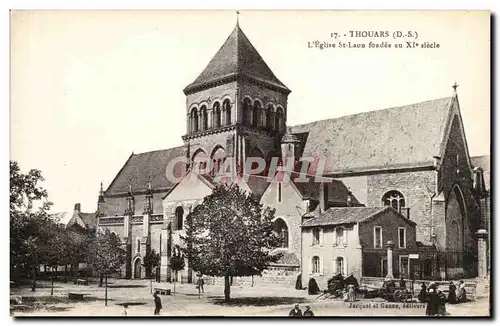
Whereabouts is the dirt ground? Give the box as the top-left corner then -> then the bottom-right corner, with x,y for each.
10,278 -> 490,317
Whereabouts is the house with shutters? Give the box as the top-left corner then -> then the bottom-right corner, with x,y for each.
301,206 -> 417,289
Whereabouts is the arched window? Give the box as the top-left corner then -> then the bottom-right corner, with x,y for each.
243,98 -> 252,125
223,99 -> 231,125
137,239 -> 141,253
175,206 -> 184,231
253,101 -> 261,127
212,102 -> 221,128
266,105 -> 273,129
382,190 -> 405,213
276,107 -> 284,132
191,108 -> 199,133
200,105 -> 208,131
273,218 -> 289,248
312,256 -> 320,274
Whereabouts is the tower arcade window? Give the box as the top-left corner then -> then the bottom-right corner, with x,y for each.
243,98 -> 252,125
191,108 -> 199,133
223,99 -> 231,125
175,206 -> 184,231
200,105 -> 208,131
382,190 -> 406,213
253,101 -> 261,127
213,102 -> 221,128
266,105 -> 273,129
276,107 -> 284,132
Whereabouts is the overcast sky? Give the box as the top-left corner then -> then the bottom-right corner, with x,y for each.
10,11 -> 490,220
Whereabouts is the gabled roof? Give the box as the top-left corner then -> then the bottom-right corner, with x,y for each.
183,24 -> 290,94
66,212 -> 97,229
302,206 -> 416,227
471,155 -> 490,190
106,146 -> 187,196
290,97 -> 454,174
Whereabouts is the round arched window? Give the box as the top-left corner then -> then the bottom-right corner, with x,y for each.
382,190 -> 405,212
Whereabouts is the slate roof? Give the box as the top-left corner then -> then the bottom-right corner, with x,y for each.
471,155 -> 490,190
66,212 -> 97,229
183,24 -> 289,94
290,97 -> 454,174
106,147 -> 187,196
302,206 -> 415,227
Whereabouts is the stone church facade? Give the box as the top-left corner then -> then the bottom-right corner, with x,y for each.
95,22 -> 487,283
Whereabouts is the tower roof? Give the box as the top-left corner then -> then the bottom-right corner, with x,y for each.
183,24 -> 290,95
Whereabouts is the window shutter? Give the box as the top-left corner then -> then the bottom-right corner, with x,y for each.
309,257 -> 312,275
320,228 -> 324,246
333,258 -> 337,274
333,227 -> 337,246
320,256 -> 324,275
343,257 -> 348,275
343,228 -> 348,246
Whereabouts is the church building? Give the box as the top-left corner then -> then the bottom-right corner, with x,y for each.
95,22 -> 486,283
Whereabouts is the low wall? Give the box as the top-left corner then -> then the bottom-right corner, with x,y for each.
204,266 -> 300,289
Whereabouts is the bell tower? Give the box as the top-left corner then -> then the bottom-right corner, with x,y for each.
181,21 -> 291,175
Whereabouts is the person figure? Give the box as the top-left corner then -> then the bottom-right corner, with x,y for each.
400,277 -> 406,289
197,274 -> 205,293
289,304 -> 302,316
457,280 -> 467,303
347,284 -> 356,302
153,292 -> 162,315
122,303 -> 129,316
418,283 -> 428,303
437,289 -> 448,316
448,281 -> 457,304
425,288 -> 439,316
303,305 -> 315,316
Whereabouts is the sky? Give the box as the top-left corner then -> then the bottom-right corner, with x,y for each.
10,10 -> 490,221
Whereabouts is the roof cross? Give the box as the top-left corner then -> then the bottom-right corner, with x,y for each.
452,81 -> 459,93
236,11 -> 240,26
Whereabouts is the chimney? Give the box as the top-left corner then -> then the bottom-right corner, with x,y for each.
319,183 -> 328,212
401,207 -> 410,220
74,203 -> 81,212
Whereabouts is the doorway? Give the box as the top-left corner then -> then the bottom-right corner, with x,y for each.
134,258 -> 142,279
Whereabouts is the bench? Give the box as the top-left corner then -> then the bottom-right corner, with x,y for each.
76,279 -> 88,286
68,292 -> 87,300
154,288 -> 171,296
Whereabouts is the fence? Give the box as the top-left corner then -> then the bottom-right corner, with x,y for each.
362,249 -> 478,281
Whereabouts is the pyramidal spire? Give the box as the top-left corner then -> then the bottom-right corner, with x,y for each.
183,19 -> 290,95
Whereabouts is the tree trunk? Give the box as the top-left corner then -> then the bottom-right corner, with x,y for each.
51,267 -> 55,296
224,275 -> 231,302
31,265 -> 36,292
150,276 -> 153,294
64,265 -> 68,283
104,274 -> 108,306
73,262 -> 79,284
173,271 -> 176,295
99,273 -> 103,287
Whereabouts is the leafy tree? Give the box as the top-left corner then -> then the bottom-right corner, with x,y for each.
86,229 -> 126,306
44,223 -> 68,295
169,245 -> 185,295
182,184 -> 282,301
10,161 -> 54,291
65,224 -> 94,284
142,249 -> 160,294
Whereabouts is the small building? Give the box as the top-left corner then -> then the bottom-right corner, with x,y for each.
301,206 -> 417,289
66,203 -> 97,230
